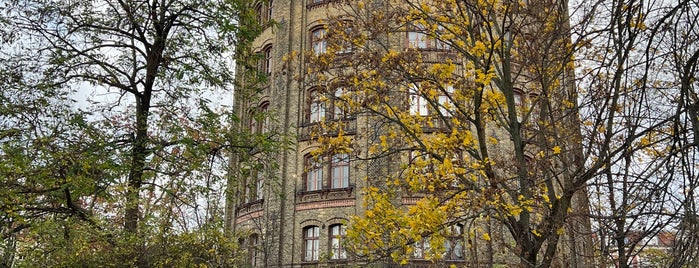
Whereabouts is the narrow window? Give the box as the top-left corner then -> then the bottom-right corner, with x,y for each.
255,3 -> 264,24
255,170 -> 264,200
306,155 -> 323,191
438,84 -> 454,116
308,88 -> 326,123
267,0 -> 273,20
263,45 -> 273,75
337,21 -> 354,54
331,154 -> 349,188
409,83 -> 428,116
329,224 -> 347,259
311,27 -> 327,55
333,86 -> 346,119
304,226 -> 320,261
259,102 -> 270,133
249,234 -> 259,266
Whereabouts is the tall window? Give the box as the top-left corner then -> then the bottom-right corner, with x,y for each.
255,170 -> 264,200
336,21 -> 354,54
331,154 -> 350,188
304,226 -> 320,261
329,224 -> 347,259
267,0 -> 273,20
255,3 -> 264,24
259,102 -> 270,133
438,84 -> 454,116
409,83 -> 429,116
305,155 -> 323,191
444,224 -> 465,260
311,27 -> 327,55
249,234 -> 259,266
263,45 -> 273,75
332,87 -> 347,119
308,88 -> 326,123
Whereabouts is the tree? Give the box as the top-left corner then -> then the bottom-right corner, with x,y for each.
0,0 -> 266,266
304,0 -> 698,267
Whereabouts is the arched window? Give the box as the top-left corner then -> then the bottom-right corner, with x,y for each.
254,3 -> 264,24
267,0 -> 273,20
311,27 -> 327,55
262,45 -> 273,75
329,224 -> 347,259
304,226 -> 320,261
259,101 -> 270,133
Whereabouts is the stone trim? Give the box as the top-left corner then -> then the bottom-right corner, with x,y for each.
295,198 -> 355,211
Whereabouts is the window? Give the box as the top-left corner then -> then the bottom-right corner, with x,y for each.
303,153 -> 352,192
409,83 -> 454,117
408,31 -> 428,49
255,1 -> 273,25
409,83 -> 429,116
332,86 -> 349,119
267,0 -> 273,20
308,88 -> 326,123
259,102 -> 270,133
331,154 -> 350,188
413,237 -> 430,259
336,21 -> 354,54
255,170 -> 264,200
311,27 -> 327,55
244,167 -> 264,203
249,234 -> 259,266
407,24 -> 448,50
444,224 -> 465,260
305,155 -> 323,191
262,45 -> 273,75
438,84 -> 454,116
255,3 -> 264,24
304,226 -> 320,261
329,224 -> 347,259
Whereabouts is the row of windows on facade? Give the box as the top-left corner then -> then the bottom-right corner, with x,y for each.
242,153 -> 349,203
256,24 -> 450,76
243,224 -> 348,267
302,224 -> 348,262
304,83 -> 534,124
303,83 -> 456,126
301,224 -> 465,262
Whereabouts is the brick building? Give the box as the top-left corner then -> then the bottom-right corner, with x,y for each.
227,1 -> 593,267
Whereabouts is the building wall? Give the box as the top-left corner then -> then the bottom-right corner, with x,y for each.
229,1 -> 592,267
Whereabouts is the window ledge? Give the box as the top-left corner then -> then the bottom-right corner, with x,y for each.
236,198 -> 264,216
296,186 -> 354,203
306,0 -> 343,9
